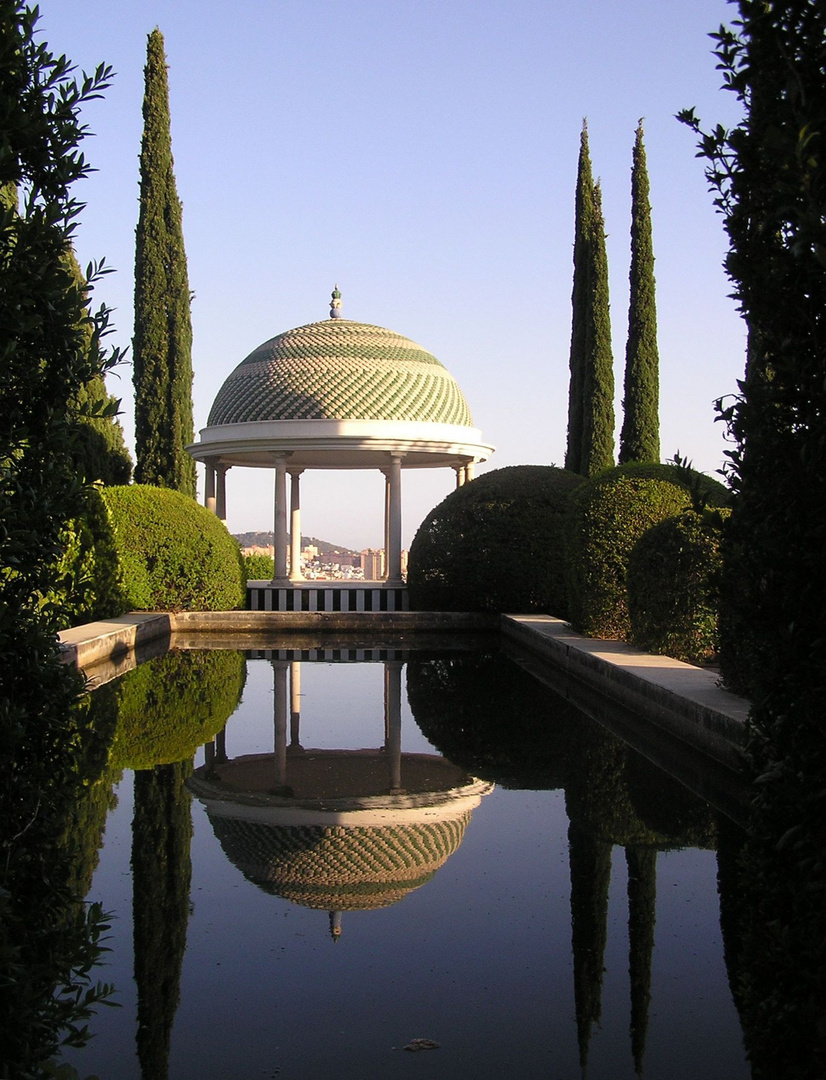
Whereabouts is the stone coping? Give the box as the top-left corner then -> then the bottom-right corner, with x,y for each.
57,610 -> 497,670
500,615 -> 750,769
58,610 -> 752,780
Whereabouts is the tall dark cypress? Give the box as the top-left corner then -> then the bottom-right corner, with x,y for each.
132,763 -> 193,1080
565,122 -> 594,474
626,845 -> 657,1073
580,181 -> 615,476
620,122 -> 660,464
133,28 -> 195,497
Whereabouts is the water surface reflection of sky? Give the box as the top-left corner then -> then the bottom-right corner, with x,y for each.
65,649 -> 749,1080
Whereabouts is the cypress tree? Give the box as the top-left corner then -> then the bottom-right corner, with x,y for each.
579,181 -> 615,476
566,123 -> 615,477
133,28 -> 196,497
565,122 -> 595,474
620,121 -> 660,464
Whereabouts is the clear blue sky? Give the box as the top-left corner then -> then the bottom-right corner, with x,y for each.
39,0 -> 745,550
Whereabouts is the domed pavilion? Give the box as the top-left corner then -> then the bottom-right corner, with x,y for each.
188,288 -> 494,607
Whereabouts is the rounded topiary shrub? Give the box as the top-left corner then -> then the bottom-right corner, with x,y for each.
565,466 -> 698,639
607,461 -> 731,509
50,486 -> 127,628
102,485 -> 245,611
407,465 -> 585,615
243,553 -> 274,580
627,508 -> 729,666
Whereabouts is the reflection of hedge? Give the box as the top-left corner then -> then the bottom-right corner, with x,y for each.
408,466 -> 584,614
627,509 -> 729,665
565,720 -> 716,848
406,650 -> 585,789
565,466 -> 696,639
102,485 -> 245,611
105,650 -> 246,770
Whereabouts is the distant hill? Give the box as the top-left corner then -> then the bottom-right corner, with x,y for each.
233,532 -> 359,557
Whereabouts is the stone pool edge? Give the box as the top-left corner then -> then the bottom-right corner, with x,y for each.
57,610 -> 498,669
500,614 -> 750,768
58,609 -> 751,769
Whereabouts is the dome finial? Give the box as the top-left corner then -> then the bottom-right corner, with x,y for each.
330,284 -> 342,319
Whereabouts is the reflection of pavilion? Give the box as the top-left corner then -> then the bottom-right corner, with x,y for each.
187,658 -> 492,938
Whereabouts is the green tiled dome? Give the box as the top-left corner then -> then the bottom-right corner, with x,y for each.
207,319 -> 473,426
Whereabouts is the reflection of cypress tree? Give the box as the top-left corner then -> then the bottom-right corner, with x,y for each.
717,808 -> 826,1079
626,846 -> 657,1075
568,821 -> 612,1071
132,761 -> 193,1080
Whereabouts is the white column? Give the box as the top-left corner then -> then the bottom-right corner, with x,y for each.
273,455 -> 288,583
384,660 -> 403,792
205,460 -> 217,514
465,460 -> 476,482
288,469 -> 304,582
383,469 -> 391,576
216,464 -> 229,522
386,454 -> 403,584
454,464 -> 465,489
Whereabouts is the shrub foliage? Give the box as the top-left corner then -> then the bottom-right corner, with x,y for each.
565,466 -> 700,639
407,466 -> 584,614
0,6 -> 120,1070
681,6 -> 826,1074
103,485 -> 245,611
48,485 -> 127,627
627,508 -> 729,665
244,553 -> 275,580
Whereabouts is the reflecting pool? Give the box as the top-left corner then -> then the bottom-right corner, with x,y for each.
61,641 -> 751,1080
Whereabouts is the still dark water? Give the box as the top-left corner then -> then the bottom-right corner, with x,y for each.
62,642 -> 750,1080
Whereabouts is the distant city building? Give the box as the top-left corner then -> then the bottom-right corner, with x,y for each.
361,548 -> 385,581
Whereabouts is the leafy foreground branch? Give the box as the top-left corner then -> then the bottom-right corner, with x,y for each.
0,3 -> 122,1074
680,4 -> 826,1076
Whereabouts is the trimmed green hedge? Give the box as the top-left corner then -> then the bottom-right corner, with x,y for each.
627,508 -> 729,665
49,486 -> 127,628
565,466 -> 697,639
243,553 -> 274,580
408,465 -> 584,615
102,485 -> 245,611
105,649 -> 246,770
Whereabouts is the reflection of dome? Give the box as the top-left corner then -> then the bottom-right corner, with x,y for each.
207,319 -> 474,427
208,813 -> 472,911
188,754 -> 492,925
189,747 -> 478,806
